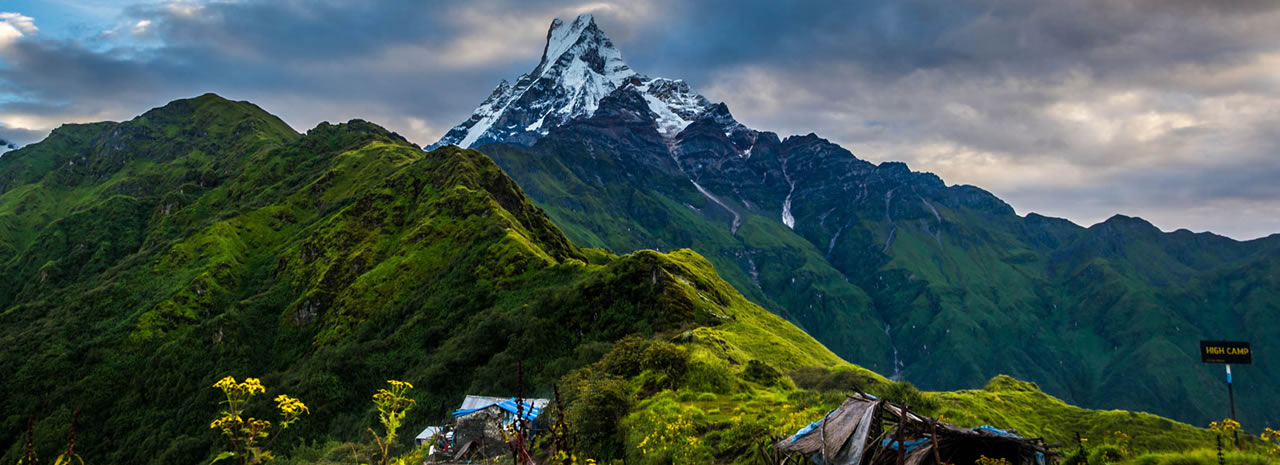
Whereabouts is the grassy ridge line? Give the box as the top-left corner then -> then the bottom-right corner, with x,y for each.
480,141 -> 897,372
0,94 -> 1230,465
0,94 -> 857,464
479,118 -> 1280,430
933,376 -> 1217,452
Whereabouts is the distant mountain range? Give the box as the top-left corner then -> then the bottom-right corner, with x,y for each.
434,14 -> 1280,429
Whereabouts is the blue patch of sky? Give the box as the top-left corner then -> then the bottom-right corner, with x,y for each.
5,0 -> 159,50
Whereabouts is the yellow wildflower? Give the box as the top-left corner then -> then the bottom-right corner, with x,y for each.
241,378 -> 266,395
275,394 -> 310,416
1210,418 -> 1241,433
214,376 -> 237,390
387,379 -> 414,390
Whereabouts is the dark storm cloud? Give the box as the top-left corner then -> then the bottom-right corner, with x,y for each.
640,0 -> 1280,77
649,0 -> 1280,239
625,0 -> 982,80
1,0 -> 1279,238
0,38 -> 182,102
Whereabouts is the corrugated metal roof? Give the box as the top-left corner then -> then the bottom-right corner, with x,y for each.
452,397 -> 550,421
459,395 -> 510,411
415,426 -> 443,441
458,395 -> 550,411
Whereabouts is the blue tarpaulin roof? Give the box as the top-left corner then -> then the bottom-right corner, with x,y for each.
789,418 -> 825,442
882,437 -> 930,453
977,425 -> 1021,438
451,397 -> 544,421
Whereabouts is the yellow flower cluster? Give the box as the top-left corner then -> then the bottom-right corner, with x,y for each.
210,415 -> 242,429
777,409 -> 817,436
213,376 -> 235,389
1209,418 -> 1241,432
1101,430 -> 1131,454
387,379 -> 414,390
373,389 -> 417,407
1265,427 -> 1279,439
552,450 -> 598,465
275,395 -> 309,416
1262,428 -> 1280,456
209,374 -> 310,465
976,455 -> 1012,465
636,409 -> 700,463
213,376 -> 266,395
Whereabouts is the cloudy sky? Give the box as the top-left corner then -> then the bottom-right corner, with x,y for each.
2,0 -> 1279,239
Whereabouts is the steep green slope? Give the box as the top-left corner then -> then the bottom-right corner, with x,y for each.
0,95 -> 768,463
483,136 -> 894,374
0,95 -> 889,464
478,110 -> 1280,430
0,95 -> 1236,465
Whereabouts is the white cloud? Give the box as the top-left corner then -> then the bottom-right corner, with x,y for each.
0,12 -> 38,34
0,12 -> 37,48
0,110 -> 118,133
371,1 -> 660,70
404,117 -> 436,145
164,1 -> 204,18
131,19 -> 152,35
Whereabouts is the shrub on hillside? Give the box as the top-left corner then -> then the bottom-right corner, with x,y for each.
1138,450 -> 1270,465
742,360 -> 782,387
788,366 -> 866,393
599,335 -> 651,378
1088,444 -> 1126,465
681,361 -> 736,394
875,381 -> 939,416
641,341 -> 690,384
597,336 -> 691,393
1061,448 -> 1088,465
562,368 -> 634,461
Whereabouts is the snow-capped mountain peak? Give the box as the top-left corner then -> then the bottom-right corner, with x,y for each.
429,15 -> 744,150
430,14 -> 640,149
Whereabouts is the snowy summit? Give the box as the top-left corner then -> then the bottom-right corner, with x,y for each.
429,14 -> 731,149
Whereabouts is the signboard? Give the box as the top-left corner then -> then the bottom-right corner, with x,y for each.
1201,340 -> 1252,364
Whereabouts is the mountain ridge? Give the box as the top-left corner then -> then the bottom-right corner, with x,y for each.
0,93 -> 836,462
0,93 -> 1239,465
439,15 -> 1280,429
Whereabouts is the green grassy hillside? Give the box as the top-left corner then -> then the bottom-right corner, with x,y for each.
0,95 -> 1243,465
478,121 -> 1280,431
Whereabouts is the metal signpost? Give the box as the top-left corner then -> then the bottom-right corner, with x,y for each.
1200,340 -> 1251,447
